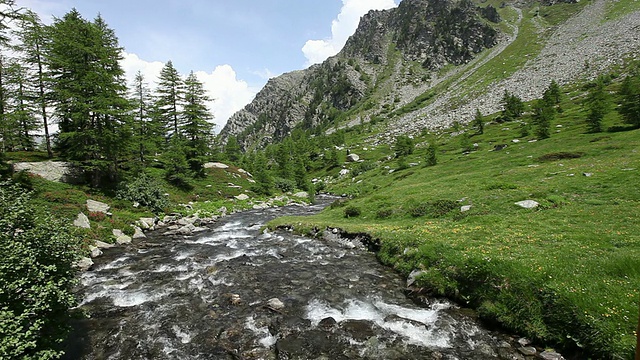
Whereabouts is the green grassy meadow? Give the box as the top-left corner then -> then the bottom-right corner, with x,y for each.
269,79 -> 640,358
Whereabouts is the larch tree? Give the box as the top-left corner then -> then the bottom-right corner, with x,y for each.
618,73 -> 640,127
155,60 -> 183,139
129,71 -> 161,165
585,76 -> 610,133
5,60 -> 39,150
45,10 -> 131,185
182,71 -> 214,174
15,10 -> 54,157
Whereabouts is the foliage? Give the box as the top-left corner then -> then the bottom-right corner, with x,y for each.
584,76 -> 611,133
617,73 -> 640,127
0,181 -> 82,360
394,135 -> 414,157
274,177 -> 296,193
408,199 -> 458,218
472,108 -> 484,134
352,160 -> 376,176
425,143 -> 437,166
116,172 -> 169,213
343,205 -> 361,218
500,90 -> 525,121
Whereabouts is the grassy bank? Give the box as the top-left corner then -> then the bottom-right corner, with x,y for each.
269,79 -> 640,358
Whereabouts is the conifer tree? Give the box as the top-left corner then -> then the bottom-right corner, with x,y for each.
224,135 -> 242,164
155,60 -> 183,139
182,71 -> 214,174
472,108 -> 484,134
46,10 -> 131,185
5,61 -> 38,150
618,74 -> 640,127
15,11 -> 53,157
129,71 -> 161,165
585,76 -> 610,133
501,90 -> 524,121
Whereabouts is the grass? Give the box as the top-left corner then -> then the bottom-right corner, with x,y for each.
269,77 -> 640,358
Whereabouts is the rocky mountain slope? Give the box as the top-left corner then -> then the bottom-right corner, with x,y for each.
220,0 -> 640,150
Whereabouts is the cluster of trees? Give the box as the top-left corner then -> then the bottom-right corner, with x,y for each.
0,3 -> 215,187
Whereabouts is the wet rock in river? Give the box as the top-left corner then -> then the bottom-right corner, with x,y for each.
318,317 -> 337,328
540,350 -> 565,360
518,346 -> 537,356
267,298 -> 285,311
339,319 -> 376,341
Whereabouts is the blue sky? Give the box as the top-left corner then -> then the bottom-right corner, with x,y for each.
19,0 -> 400,130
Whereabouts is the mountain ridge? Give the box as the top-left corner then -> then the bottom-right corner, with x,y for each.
220,0 -> 640,150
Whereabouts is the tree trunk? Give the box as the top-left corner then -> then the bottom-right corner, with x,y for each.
36,41 -> 53,158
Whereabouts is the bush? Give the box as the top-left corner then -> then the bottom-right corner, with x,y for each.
116,173 -> 169,214
376,208 -> 394,219
0,181 -> 82,360
352,161 -> 376,176
344,205 -> 362,218
330,199 -> 348,209
409,200 -> 458,218
274,177 -> 296,193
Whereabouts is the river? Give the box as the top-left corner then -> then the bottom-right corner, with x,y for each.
62,196 -> 525,359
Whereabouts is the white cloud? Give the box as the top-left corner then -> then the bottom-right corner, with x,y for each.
302,0 -> 397,66
194,66 -> 257,132
120,53 -> 257,132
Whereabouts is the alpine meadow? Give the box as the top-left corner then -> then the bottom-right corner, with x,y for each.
1,0 -> 640,359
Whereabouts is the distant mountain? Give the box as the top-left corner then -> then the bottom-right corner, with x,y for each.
220,0 -> 640,150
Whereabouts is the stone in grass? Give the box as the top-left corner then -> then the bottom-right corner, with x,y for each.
86,199 -> 110,214
407,269 -> 427,287
235,194 -> 250,201
515,200 -> 539,209
73,213 -> 91,229
461,205 -> 472,212
89,245 -> 103,258
95,240 -> 115,249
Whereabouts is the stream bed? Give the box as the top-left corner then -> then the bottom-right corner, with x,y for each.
63,196 -> 528,359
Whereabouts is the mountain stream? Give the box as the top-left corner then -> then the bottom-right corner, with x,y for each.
63,196 -> 526,360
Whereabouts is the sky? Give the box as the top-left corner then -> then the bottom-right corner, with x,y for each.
17,0 -> 400,131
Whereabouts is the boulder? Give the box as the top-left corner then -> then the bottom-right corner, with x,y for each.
518,347 -> 537,356
461,205 -> 472,212
178,224 -> 197,235
95,240 -> 115,249
540,351 -> 565,360
204,162 -> 229,169
267,298 -> 285,310
346,153 -> 360,162
88,245 -> 103,258
132,226 -> 146,239
74,257 -> 93,271
293,191 -> 308,199
138,217 -> 155,230
113,229 -> 132,245
235,194 -> 250,201
86,199 -> 110,214
73,213 -> 91,229
515,200 -> 539,209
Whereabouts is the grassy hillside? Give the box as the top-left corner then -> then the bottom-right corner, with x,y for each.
269,74 -> 640,358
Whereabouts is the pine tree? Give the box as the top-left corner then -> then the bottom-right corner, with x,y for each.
46,10 -> 131,185
129,71 -> 162,165
15,11 -> 53,157
155,60 -> 183,139
0,54 -> 12,152
501,90 -> 524,121
5,61 -> 38,150
532,98 -> 553,139
618,74 -> 640,127
224,135 -> 242,164
182,71 -> 214,174
472,108 -> 484,134
251,151 -> 273,195
585,76 -> 610,133
425,143 -> 437,166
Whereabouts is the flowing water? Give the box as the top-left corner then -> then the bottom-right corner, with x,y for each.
63,196 -> 524,360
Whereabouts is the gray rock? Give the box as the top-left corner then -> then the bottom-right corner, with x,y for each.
132,226 -> 146,239
583,172 -> 593,177
113,230 -> 132,245
540,350 -> 565,360
293,191 -> 308,199
515,200 -> 539,209
95,240 -> 115,249
204,162 -> 229,169
407,269 -> 426,287
138,217 -> 155,230
339,169 -> 350,176
517,338 -> 531,347
88,245 -> 102,258
74,257 -> 93,271
518,346 -> 537,356
461,205 -> 472,212
163,215 -> 178,223
86,199 -> 110,214
267,298 -> 285,310
235,194 -> 250,201
12,161 -> 81,183
73,213 -> 91,229
237,168 -> 253,177
178,224 -> 197,235
346,153 -> 360,162
253,203 -> 269,210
